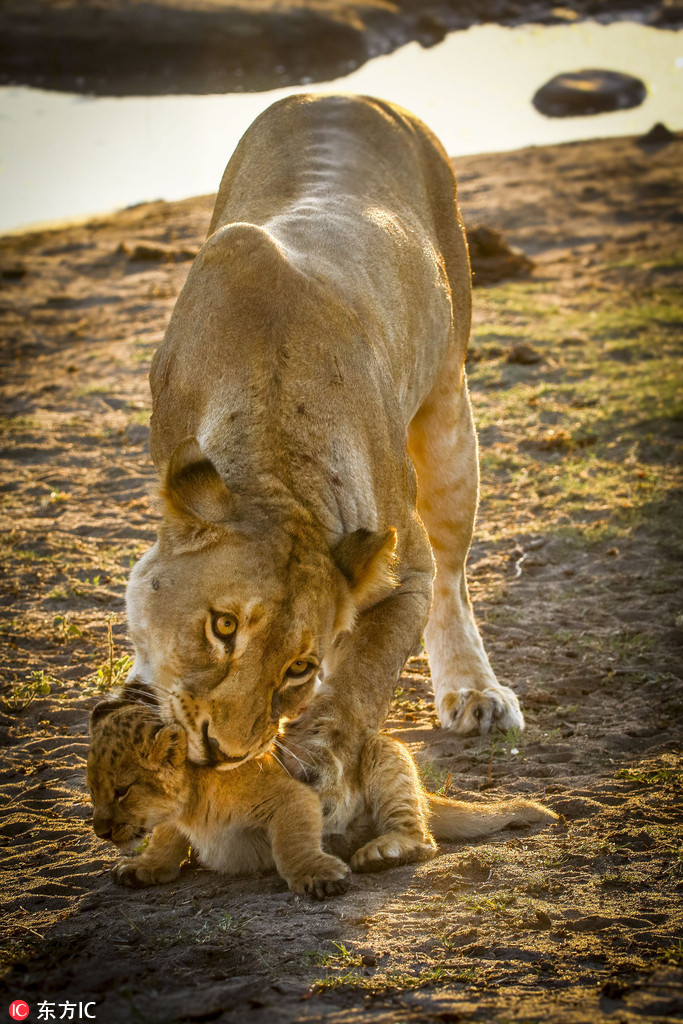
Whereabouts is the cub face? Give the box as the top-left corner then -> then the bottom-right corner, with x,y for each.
87,700 -> 188,852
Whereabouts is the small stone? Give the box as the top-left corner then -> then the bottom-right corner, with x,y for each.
118,240 -> 198,263
637,122 -> 676,149
507,343 -> 543,365
415,13 -> 447,47
467,225 -> 534,285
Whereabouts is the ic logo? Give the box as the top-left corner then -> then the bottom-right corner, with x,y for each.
9,1002 -> 30,1021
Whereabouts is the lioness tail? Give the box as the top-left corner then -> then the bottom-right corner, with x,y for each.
427,792 -> 557,841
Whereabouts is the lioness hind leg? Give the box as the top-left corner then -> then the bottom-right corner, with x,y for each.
408,374 -> 524,736
350,735 -> 436,873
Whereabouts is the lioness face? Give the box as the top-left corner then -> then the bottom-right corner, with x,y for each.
126,438 -> 398,767
127,527 -> 343,766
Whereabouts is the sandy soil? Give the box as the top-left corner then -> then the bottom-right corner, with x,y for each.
0,130 -> 682,1022
1,0 -> 682,95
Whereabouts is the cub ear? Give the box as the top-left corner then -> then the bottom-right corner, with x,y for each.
149,724 -> 187,769
162,437 -> 232,527
90,698 -> 131,733
332,527 -> 398,620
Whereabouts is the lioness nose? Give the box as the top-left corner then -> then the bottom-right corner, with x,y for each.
201,720 -> 222,763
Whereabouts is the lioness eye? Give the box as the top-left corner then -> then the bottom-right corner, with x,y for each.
286,659 -> 313,679
114,786 -> 130,802
212,612 -> 238,640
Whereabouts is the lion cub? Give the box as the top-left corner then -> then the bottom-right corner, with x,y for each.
87,700 -> 557,899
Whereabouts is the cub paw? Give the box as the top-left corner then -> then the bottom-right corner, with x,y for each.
112,857 -> 180,888
288,855 -> 351,901
350,833 -> 436,873
438,685 -> 524,735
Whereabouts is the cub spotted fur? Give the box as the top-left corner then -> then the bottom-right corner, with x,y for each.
87,700 -> 557,898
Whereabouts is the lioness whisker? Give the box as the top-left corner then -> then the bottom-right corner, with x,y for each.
277,735 -> 322,766
270,748 -> 292,779
273,740 -> 316,774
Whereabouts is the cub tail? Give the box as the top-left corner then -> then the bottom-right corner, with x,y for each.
427,792 -> 558,842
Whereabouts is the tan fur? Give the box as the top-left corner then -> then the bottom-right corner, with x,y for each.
87,703 -> 557,895
125,94 -> 525,817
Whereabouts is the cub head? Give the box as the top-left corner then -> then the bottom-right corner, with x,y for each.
125,437 -> 398,767
87,699 -> 188,851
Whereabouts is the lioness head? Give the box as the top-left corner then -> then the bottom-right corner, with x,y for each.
87,700 -> 188,850
126,437 -> 397,766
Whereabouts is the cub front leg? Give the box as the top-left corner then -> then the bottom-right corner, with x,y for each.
266,784 -> 350,900
350,734 -> 436,872
112,824 -> 188,888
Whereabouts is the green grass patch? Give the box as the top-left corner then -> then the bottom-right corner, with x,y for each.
470,279 -> 683,549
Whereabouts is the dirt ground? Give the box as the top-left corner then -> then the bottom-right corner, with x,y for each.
1,0 -> 682,95
1,129 -> 682,1022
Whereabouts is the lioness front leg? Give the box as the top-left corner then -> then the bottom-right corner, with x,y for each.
112,824 -> 188,888
408,374 -> 524,736
283,529 -> 434,821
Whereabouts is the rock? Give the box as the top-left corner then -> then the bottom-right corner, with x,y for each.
506,342 -> 543,365
118,240 -> 199,263
467,225 -> 534,285
637,122 -> 677,152
533,70 -> 647,118
415,14 -> 447,47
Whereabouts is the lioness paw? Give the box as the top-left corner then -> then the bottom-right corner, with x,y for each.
112,857 -> 180,888
438,685 -> 524,735
350,833 -> 436,873
288,855 -> 351,901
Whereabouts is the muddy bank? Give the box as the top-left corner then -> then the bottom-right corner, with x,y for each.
1,0 -> 682,96
0,129 -> 682,1021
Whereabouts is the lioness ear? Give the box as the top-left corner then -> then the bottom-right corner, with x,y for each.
149,725 -> 187,769
333,527 -> 399,619
163,437 -> 232,526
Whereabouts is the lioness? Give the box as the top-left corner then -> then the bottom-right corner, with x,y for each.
126,94 -> 524,840
87,700 -> 555,897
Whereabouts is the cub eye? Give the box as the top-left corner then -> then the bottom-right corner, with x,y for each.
285,659 -> 314,680
114,786 -> 130,802
212,612 -> 238,640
